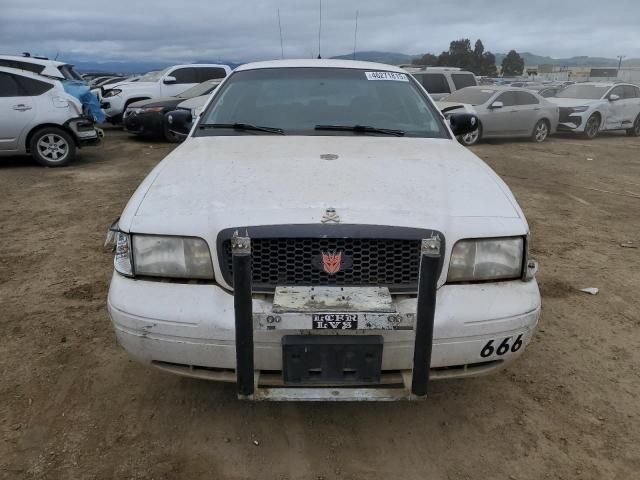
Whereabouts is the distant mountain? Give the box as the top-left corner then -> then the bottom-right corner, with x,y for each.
331,51 -> 415,65
69,59 -> 240,74
494,52 -> 640,67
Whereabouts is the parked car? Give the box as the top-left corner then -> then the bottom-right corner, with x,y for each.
529,86 -> 564,98
123,79 -> 221,141
164,94 -> 212,142
548,82 -> 640,138
0,66 -> 101,166
439,86 -> 559,145
106,59 -> 539,401
403,66 -> 478,100
0,54 -> 85,82
100,64 -> 231,123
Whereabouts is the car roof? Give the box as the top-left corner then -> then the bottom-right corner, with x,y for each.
0,54 -> 68,68
0,65 -> 59,84
235,59 -> 407,73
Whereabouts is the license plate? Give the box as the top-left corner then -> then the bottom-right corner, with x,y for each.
312,313 -> 358,330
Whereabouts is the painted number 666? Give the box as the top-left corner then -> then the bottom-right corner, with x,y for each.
480,334 -> 524,358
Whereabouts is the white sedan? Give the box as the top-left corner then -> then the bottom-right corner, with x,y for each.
107,59 -> 540,401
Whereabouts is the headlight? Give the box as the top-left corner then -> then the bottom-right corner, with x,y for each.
141,106 -> 165,113
448,237 -> 524,283
571,106 -> 589,113
132,235 -> 214,279
103,89 -> 122,98
114,232 -> 133,277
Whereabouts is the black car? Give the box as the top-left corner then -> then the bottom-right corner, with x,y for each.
123,79 -> 221,141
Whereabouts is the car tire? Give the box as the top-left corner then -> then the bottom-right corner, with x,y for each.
531,119 -> 550,143
583,114 -> 600,140
163,123 -> 182,143
626,115 -> 640,137
459,123 -> 482,146
30,127 -> 76,167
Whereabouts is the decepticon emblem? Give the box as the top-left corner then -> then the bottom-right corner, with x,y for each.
321,250 -> 343,274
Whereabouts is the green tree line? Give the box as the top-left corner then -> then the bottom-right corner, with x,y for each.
413,39 -> 524,76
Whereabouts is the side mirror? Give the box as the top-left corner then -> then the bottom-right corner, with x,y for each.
608,94 -> 620,101
489,101 -> 504,109
449,113 -> 479,137
165,109 -> 192,139
163,75 -> 177,85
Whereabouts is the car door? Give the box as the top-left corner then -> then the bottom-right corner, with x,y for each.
513,91 -> 542,135
603,85 -> 625,130
481,90 -> 518,136
161,67 -> 198,96
621,85 -> 640,128
0,72 -> 37,152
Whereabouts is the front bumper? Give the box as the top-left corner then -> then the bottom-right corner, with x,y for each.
64,117 -> 102,147
107,273 -> 540,379
123,110 -> 165,136
557,108 -> 586,132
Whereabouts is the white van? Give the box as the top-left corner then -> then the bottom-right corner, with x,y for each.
403,66 -> 478,101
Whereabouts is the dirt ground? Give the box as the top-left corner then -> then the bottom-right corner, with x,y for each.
1,126 -> 639,480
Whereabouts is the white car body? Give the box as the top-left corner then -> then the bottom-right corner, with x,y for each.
0,54 -> 84,81
107,60 -> 540,400
0,66 -> 100,163
100,64 -> 231,121
548,82 -> 640,137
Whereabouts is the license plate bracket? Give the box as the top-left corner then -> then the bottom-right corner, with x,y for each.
282,335 -> 383,385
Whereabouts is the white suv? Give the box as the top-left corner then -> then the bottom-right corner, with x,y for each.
0,67 -> 101,166
0,54 -> 85,81
101,64 -> 231,123
548,82 -> 640,138
403,66 -> 478,101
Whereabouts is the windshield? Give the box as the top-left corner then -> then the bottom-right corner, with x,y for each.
178,80 -> 220,99
445,88 -> 496,105
138,68 -> 168,82
556,85 -> 610,99
198,67 -> 448,138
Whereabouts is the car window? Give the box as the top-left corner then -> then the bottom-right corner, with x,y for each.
540,88 -> 558,98
197,67 -> 227,82
556,85 -> 610,99
200,67 -> 448,138
171,68 -> 198,84
0,72 -> 21,97
14,75 -> 54,96
0,59 -> 45,75
622,85 -> 639,99
496,91 -> 517,107
451,73 -> 476,90
608,86 -> 625,99
418,73 -> 450,94
445,88 -> 496,105
516,91 -> 540,105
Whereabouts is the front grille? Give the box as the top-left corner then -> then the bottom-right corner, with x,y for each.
558,107 -> 573,123
219,230 -> 432,293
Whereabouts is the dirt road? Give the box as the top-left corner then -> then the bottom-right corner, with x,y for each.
1,127 -> 639,479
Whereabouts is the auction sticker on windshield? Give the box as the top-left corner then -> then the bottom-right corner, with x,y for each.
365,71 -> 409,82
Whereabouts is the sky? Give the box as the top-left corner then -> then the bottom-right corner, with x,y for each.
1,0 -> 639,63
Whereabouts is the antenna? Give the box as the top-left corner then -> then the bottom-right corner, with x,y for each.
317,0 -> 322,59
352,10 -> 359,60
54,50 -> 60,60
277,9 -> 284,59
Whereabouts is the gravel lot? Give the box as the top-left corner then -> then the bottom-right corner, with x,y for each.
1,127 -> 639,479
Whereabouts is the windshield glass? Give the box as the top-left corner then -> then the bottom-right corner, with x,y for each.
556,85 -> 610,99
445,88 -> 496,105
138,68 -> 168,82
199,67 -> 448,137
178,80 -> 220,98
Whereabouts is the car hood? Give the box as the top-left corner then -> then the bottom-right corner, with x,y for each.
547,97 -> 602,108
121,136 -> 524,239
128,97 -> 181,109
177,94 -> 209,110
105,80 -> 156,92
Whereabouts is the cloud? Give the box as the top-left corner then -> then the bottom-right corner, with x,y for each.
1,0 -> 638,63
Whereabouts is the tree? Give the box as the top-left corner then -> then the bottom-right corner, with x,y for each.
501,50 -> 525,76
412,53 -> 438,66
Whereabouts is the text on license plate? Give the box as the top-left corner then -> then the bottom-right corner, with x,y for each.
312,314 -> 358,330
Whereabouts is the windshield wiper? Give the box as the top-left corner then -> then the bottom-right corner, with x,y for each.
199,123 -> 285,135
315,124 -> 405,136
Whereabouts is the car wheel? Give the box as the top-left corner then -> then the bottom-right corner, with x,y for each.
626,115 -> 640,137
531,119 -> 549,143
30,127 -> 76,167
583,114 -> 600,139
459,123 -> 482,146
